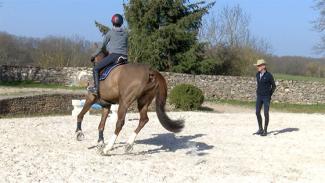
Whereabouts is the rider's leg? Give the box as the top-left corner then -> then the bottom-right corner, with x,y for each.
88,67 -> 100,95
88,53 -> 120,95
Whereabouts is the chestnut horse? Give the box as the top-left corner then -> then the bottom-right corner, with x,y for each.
75,51 -> 184,154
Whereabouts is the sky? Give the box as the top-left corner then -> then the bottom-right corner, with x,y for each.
0,0 -> 322,58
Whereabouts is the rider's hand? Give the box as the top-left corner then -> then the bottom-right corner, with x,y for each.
90,56 -> 95,62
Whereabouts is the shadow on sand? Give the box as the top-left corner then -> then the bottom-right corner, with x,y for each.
97,134 -> 213,156
198,106 -> 214,112
133,133 -> 214,156
269,127 -> 299,135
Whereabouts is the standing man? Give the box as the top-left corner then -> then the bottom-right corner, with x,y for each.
254,59 -> 276,136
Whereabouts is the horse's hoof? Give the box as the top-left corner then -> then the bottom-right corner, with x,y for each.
101,146 -> 111,155
75,130 -> 85,141
98,150 -> 105,156
97,141 -> 105,149
125,144 -> 134,153
97,146 -> 105,155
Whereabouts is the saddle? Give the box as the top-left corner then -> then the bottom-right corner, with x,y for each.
99,56 -> 128,81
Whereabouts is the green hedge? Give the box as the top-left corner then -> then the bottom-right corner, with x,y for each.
169,84 -> 204,111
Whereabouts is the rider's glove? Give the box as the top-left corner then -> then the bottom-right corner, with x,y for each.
90,56 -> 95,62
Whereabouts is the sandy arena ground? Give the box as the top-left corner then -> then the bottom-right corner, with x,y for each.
0,111 -> 325,183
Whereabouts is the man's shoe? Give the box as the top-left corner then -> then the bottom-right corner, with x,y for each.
260,131 -> 267,136
253,129 -> 264,135
87,86 -> 98,96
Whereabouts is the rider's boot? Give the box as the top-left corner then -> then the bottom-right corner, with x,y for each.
88,70 -> 99,96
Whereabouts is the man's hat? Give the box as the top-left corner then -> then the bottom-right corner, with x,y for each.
254,59 -> 267,66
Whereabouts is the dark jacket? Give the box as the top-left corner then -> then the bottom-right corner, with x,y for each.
256,71 -> 276,97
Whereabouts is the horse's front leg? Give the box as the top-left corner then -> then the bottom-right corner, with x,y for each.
97,106 -> 111,149
75,94 -> 96,141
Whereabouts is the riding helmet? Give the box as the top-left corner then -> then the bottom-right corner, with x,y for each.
111,14 -> 124,27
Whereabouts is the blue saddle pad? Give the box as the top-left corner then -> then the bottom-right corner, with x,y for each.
99,63 -> 125,81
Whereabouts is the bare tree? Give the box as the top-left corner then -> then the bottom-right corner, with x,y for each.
200,4 -> 271,52
218,5 -> 251,48
0,32 -> 93,67
200,5 -> 251,48
199,4 -> 272,76
199,13 -> 223,47
313,0 -> 325,53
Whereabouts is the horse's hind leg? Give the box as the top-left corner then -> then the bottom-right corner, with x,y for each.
75,94 -> 96,141
97,105 -> 111,149
125,90 -> 155,153
125,103 -> 150,153
103,104 -> 128,154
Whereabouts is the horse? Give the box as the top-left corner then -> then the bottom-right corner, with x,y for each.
75,49 -> 184,154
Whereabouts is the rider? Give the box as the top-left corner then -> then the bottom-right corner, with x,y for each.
88,13 -> 128,95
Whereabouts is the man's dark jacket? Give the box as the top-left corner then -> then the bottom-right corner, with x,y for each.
256,71 -> 276,96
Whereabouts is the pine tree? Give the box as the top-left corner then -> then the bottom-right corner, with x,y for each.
124,0 -> 214,73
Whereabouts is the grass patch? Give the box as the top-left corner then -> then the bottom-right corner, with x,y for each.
0,80 -> 84,90
211,99 -> 325,114
274,73 -> 325,83
270,102 -> 325,113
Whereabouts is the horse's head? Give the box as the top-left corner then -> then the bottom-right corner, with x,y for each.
92,43 -> 109,63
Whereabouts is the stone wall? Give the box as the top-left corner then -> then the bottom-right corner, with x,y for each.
162,73 -> 325,104
1,65 -> 324,104
0,94 -> 84,117
0,65 -> 91,86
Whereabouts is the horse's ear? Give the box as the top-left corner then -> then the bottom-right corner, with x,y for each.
93,43 -> 98,49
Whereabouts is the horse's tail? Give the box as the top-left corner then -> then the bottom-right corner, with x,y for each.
154,71 -> 184,133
